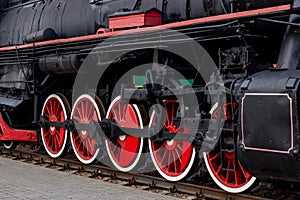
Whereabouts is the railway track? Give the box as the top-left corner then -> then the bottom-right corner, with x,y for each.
0,145 -> 289,200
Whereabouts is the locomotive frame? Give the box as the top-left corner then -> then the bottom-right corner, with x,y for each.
0,0 -> 299,194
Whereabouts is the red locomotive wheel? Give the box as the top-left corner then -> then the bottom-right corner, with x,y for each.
105,96 -> 144,172
70,94 -> 104,164
41,94 -> 70,158
149,100 -> 195,181
203,150 -> 256,193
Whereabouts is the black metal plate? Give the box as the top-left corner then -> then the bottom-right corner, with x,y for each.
242,94 -> 292,152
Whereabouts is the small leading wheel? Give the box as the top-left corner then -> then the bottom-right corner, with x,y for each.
41,94 -> 70,158
70,94 -> 105,164
149,100 -> 196,181
105,96 -> 144,172
3,141 -> 17,149
203,149 -> 256,193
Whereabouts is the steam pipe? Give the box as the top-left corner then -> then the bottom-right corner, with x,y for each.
277,0 -> 300,70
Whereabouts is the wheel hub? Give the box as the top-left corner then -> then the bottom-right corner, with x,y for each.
49,116 -> 57,134
166,139 -> 174,146
80,130 -> 88,139
165,125 -> 177,150
119,135 -> 126,141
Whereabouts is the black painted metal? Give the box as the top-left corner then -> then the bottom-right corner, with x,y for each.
242,94 -> 292,152
39,55 -> 82,74
1,0 -> 300,186
238,69 -> 300,182
0,0 -> 289,46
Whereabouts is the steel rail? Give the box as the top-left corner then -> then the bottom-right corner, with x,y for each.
0,146 -> 270,200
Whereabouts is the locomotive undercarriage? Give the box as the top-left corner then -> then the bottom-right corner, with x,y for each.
1,4 -> 300,194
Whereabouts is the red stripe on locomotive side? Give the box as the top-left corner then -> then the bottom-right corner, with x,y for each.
0,4 -> 291,52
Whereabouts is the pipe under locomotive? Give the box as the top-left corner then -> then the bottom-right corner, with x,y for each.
0,0 -> 299,194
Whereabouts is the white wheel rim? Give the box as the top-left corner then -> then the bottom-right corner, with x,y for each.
203,152 -> 256,193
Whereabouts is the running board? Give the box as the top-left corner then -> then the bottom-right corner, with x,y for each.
0,114 -> 37,142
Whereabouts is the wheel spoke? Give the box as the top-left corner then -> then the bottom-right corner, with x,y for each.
78,140 -> 83,150
174,148 -> 182,163
216,164 -> 223,174
49,100 -> 53,115
210,153 -> 220,161
167,151 -> 173,172
112,109 -> 119,121
225,160 -> 231,183
172,151 -> 179,174
46,106 -> 51,116
234,167 -> 240,186
160,148 -> 169,164
44,130 -> 50,137
59,110 -> 64,121
52,137 -> 56,150
54,132 -> 60,144
155,144 -> 165,152
111,142 -> 118,155
73,134 -> 80,142
54,102 -> 60,117
75,106 -> 83,120
238,161 -> 251,180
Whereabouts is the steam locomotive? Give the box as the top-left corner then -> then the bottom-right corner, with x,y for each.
0,0 -> 299,194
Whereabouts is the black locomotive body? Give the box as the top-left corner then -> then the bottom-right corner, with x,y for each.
0,0 -> 299,194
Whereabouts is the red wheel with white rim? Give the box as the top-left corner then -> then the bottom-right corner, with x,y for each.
105,96 -> 144,172
41,94 -> 70,158
203,150 -> 256,193
149,100 -> 195,181
70,94 -> 104,164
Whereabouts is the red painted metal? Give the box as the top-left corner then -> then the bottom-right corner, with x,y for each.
212,102 -> 237,121
96,28 -> 111,34
109,9 -> 162,29
0,114 -> 37,142
0,4 -> 290,52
